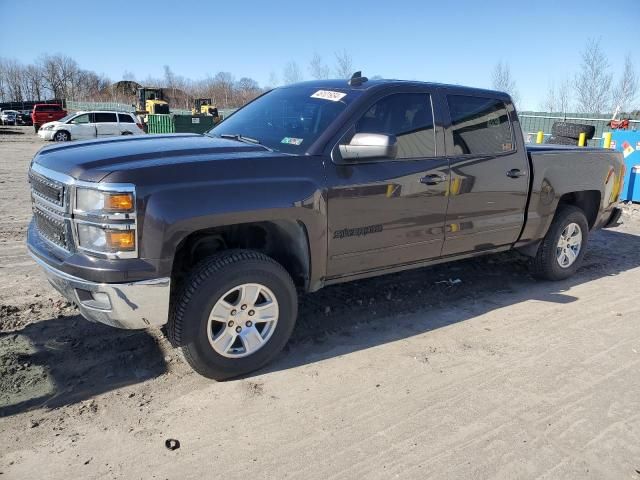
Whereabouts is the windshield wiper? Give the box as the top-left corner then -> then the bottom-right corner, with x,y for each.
218,133 -> 272,151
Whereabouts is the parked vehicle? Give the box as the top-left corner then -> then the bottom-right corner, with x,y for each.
31,104 -> 67,132
1,109 -> 19,125
26,75 -> 625,379
17,110 -> 33,126
37,111 -> 145,141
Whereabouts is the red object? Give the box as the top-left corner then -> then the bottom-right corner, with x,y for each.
31,104 -> 67,130
609,119 -> 630,130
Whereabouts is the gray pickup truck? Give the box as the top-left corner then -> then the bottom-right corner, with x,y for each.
27,74 -> 625,379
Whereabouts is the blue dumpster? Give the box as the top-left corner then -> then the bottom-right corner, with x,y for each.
610,130 -> 640,202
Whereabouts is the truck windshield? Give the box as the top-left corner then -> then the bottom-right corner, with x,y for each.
207,86 -> 359,153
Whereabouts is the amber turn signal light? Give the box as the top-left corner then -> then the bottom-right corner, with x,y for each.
106,230 -> 135,251
105,193 -> 134,212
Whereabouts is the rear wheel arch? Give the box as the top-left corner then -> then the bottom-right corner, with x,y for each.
556,190 -> 600,229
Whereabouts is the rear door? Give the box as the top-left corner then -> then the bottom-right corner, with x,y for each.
94,112 -> 120,137
442,94 -> 529,256
326,88 -> 450,277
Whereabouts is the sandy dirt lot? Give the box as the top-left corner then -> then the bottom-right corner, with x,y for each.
1,125 -> 639,480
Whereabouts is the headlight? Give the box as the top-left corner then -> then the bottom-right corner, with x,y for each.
73,185 -> 137,257
76,188 -> 134,213
42,125 -> 54,130
77,224 -> 136,252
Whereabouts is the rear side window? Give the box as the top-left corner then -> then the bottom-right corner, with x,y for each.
94,112 -> 118,123
118,113 -> 135,123
356,93 -> 436,158
447,95 -> 513,155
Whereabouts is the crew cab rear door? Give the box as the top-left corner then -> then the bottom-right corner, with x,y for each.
442,93 -> 529,256
326,87 -> 449,278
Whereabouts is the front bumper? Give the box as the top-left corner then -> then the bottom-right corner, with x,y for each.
30,253 -> 171,329
38,129 -> 54,140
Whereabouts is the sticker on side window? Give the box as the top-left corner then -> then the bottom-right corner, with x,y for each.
311,90 -> 347,102
281,137 -> 303,145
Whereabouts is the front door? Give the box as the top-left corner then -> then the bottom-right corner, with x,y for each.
442,94 -> 529,256
326,91 -> 449,278
67,113 -> 95,140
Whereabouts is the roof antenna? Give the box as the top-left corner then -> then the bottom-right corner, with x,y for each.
348,71 -> 368,86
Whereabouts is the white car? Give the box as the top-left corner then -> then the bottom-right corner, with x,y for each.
38,111 -> 144,141
1,109 -> 19,125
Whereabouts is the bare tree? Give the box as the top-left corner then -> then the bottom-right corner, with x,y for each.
611,54 -> 638,113
542,78 -> 572,113
557,79 -> 572,113
491,61 -> 519,105
235,77 -> 261,105
308,53 -> 329,80
212,72 -> 235,108
262,71 -> 280,91
575,38 -> 612,113
282,61 -> 302,85
334,50 -> 353,79
122,70 -> 136,81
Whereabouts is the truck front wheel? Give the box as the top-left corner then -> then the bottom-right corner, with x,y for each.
169,250 -> 298,380
530,205 -> 589,281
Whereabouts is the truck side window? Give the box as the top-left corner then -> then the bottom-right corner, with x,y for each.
356,93 -> 436,159
447,95 -> 513,155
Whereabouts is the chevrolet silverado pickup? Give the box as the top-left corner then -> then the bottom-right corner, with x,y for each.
27,74 -> 625,379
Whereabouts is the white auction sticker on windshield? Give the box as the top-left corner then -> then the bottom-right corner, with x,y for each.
311,90 -> 347,102
281,137 -> 303,145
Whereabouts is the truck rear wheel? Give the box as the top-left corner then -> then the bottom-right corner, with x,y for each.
530,205 -> 589,281
169,250 -> 298,380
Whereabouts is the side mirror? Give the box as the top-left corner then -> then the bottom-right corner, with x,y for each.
339,133 -> 397,161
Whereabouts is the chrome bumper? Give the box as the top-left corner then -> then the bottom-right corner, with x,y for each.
30,253 -> 170,329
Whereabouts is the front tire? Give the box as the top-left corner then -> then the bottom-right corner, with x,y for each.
169,250 -> 298,380
53,130 -> 70,142
530,205 -> 589,281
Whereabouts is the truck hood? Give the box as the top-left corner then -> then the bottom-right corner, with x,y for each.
32,133 -> 275,182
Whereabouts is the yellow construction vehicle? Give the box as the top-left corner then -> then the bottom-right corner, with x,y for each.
192,98 -> 223,125
192,98 -> 214,115
136,87 -> 170,117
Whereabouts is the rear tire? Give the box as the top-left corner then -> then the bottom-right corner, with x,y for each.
169,250 -> 298,380
530,205 -> 589,281
551,122 -> 595,140
33,124 -> 40,133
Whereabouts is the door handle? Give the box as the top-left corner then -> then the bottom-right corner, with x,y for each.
506,169 -> 526,178
420,174 -> 446,185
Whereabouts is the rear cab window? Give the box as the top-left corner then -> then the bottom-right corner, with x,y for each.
36,105 -> 63,112
446,95 -> 513,155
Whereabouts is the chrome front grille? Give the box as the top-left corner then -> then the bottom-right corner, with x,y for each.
33,207 -> 69,249
29,170 -> 66,207
29,166 -> 72,252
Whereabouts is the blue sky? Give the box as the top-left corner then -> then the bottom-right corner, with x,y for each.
1,0 -> 638,109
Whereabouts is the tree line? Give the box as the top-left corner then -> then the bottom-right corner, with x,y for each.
2,42 -> 637,114
0,50 -> 359,110
492,38 -> 638,114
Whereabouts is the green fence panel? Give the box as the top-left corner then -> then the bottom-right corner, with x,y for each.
519,111 -> 640,147
147,114 -> 175,134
